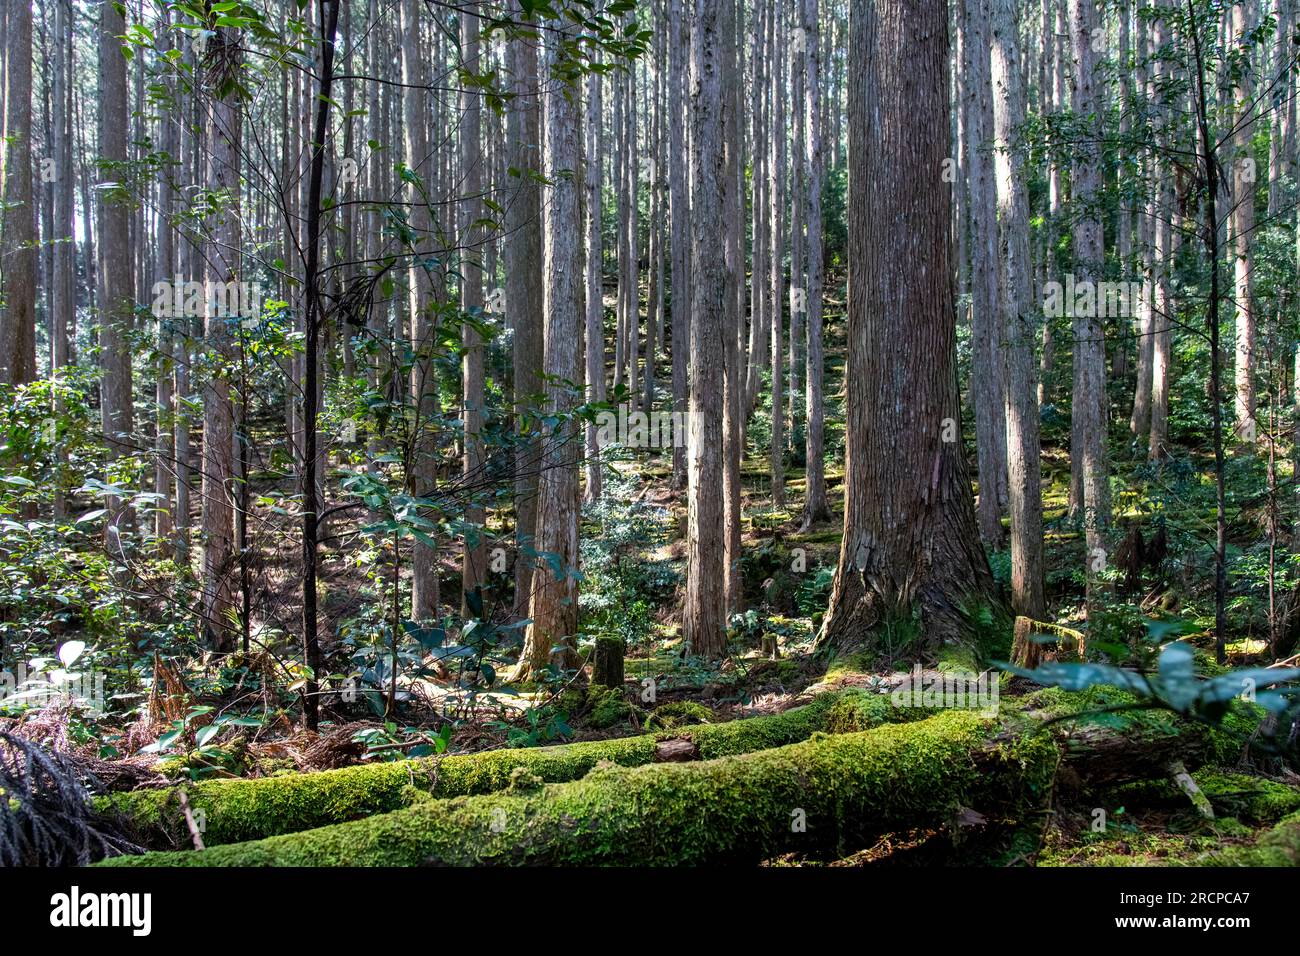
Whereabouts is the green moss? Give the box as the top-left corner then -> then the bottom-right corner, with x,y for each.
98,711 -> 1059,867
824,650 -> 875,681
645,701 -> 714,730
586,686 -> 636,728
1193,771 -> 1300,823
936,645 -> 980,674
104,689 -> 907,849
1188,811 -> 1300,866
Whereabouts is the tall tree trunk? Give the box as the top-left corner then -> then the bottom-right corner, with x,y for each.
819,0 -> 995,656
685,0 -> 728,657
669,0 -> 691,491
1068,0 -> 1111,599
993,0 -> 1044,618
199,23 -> 243,653
1232,0 -> 1258,444
515,23 -> 584,680
584,63 -> 605,502
722,0 -> 743,614
800,0 -> 830,528
506,6 -> 544,612
769,1 -> 787,510
50,0 -> 74,518
299,0 -> 341,725
963,0 -> 1008,547
460,3 -> 487,610
153,21 -> 176,555
97,0 -> 134,520
400,0 -> 439,621
2,0 -> 36,385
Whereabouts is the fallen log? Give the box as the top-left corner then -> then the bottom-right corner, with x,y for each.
105,688 -> 916,849
97,711 -> 1060,867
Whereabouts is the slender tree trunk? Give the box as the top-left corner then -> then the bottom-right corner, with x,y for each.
516,22 -> 584,680
800,0 -> 830,528
669,0 -> 691,491
993,0 -> 1044,618
460,3 -> 487,610
769,1 -> 787,509
400,0 -> 439,621
1232,0 -> 1259,444
1069,0 -> 1111,601
964,0 -> 1008,547
199,23 -> 243,653
506,7 -> 544,613
685,0 -> 728,657
722,0 -> 743,615
1,0 -> 36,385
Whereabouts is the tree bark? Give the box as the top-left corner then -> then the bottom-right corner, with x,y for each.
800,0 -> 831,528
400,0 -> 440,622
460,3 -> 487,610
1068,0 -> 1110,599
993,0 -> 1044,619
506,7 -> 545,613
1,0 -> 37,386
818,0 -> 996,656
684,0 -> 728,657
515,24 -> 584,680
963,0 -> 1008,548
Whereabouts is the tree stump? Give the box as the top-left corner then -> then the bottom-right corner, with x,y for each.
1010,616 -> 1042,669
591,635 -> 625,689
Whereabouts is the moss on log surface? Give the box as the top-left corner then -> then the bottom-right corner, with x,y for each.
1188,811 -> 1300,866
106,689 -> 916,849
98,711 -> 1059,867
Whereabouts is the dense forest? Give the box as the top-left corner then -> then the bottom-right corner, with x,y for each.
0,0 -> 1299,893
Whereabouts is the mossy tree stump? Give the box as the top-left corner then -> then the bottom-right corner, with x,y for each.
592,635 -> 625,688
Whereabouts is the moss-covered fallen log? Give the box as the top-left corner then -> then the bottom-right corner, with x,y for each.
1188,810 -> 1300,866
98,710 -> 1060,867
1015,687 -> 1259,789
105,689 -> 913,849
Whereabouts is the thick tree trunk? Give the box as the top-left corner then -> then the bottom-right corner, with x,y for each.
819,0 -> 996,656
105,712 -> 1060,867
